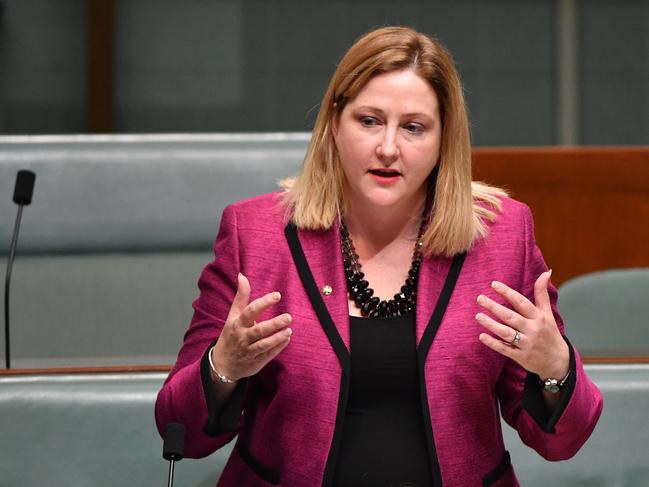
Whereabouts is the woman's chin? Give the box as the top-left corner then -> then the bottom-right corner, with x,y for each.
356,191 -> 412,211
346,184 -> 425,213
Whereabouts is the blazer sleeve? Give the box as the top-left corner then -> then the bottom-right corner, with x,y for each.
155,204 -> 245,458
495,204 -> 604,461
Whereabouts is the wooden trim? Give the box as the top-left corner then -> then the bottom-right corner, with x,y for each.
582,357 -> 649,365
0,364 -> 171,376
2,356 -> 649,376
473,146 -> 649,154
87,0 -> 115,132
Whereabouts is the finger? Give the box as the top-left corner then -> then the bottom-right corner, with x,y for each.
475,312 -> 522,346
238,291 -> 282,328
533,270 -> 553,314
477,294 -> 528,333
250,327 -> 293,356
490,280 -> 538,319
254,333 -> 292,364
227,273 -> 251,322
478,332 -> 520,361
245,313 -> 292,343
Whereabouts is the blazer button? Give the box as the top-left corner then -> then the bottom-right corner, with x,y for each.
322,285 -> 333,296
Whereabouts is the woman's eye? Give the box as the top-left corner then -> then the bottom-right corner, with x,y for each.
359,116 -> 378,127
404,123 -> 424,134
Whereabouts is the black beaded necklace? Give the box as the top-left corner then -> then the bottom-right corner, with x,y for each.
340,221 -> 425,318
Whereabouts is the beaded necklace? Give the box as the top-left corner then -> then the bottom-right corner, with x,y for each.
340,221 -> 425,318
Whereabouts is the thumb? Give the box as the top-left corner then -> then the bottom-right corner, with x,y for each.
228,272 -> 251,321
533,270 -> 552,313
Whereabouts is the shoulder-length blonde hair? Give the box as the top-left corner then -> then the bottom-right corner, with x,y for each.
282,26 -> 505,257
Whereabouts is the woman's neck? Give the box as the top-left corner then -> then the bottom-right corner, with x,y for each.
342,196 -> 425,259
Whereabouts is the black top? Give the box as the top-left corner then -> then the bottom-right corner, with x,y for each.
333,313 -> 431,487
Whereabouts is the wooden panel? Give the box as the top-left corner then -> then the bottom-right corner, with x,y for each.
87,0 -> 114,132
473,147 -> 649,286
0,364 -> 170,376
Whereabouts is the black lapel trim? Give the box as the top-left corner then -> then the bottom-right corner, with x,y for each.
417,251 -> 467,486
482,450 -> 511,486
284,223 -> 350,372
322,374 -> 350,486
285,223 -> 350,487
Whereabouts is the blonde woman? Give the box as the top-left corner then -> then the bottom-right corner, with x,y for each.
156,26 -> 602,486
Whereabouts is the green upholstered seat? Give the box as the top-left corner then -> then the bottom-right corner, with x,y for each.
0,134 -> 307,367
0,365 -> 646,486
0,372 -> 232,487
559,268 -> 649,356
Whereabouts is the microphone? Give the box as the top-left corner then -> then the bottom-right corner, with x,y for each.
13,170 -> 36,205
163,422 -> 185,487
4,170 -> 36,369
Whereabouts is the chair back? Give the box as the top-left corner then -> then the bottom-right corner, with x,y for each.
558,268 -> 649,356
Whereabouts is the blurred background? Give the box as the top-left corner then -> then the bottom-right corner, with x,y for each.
1,4 -> 648,485
0,0 -> 647,145
0,0 -> 648,368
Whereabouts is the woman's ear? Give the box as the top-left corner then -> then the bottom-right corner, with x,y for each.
331,105 -> 339,138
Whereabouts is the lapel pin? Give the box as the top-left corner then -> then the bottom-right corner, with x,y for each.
322,285 -> 333,296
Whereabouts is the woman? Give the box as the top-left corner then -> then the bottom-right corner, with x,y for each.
156,26 -> 603,486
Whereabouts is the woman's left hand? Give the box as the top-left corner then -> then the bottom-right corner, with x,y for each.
475,270 -> 569,380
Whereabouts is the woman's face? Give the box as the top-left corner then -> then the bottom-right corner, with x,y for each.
332,69 -> 442,215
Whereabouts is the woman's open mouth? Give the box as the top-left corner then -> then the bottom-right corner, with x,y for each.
368,168 -> 401,185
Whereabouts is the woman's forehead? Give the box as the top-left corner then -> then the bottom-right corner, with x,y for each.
345,70 -> 439,115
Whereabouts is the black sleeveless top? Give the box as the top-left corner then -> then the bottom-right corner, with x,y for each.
333,313 -> 432,486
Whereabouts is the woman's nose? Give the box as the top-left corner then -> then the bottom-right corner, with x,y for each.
376,127 -> 400,161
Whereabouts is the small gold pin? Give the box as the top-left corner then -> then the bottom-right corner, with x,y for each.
322,285 -> 333,296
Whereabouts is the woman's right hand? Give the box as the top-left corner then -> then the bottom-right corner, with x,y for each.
210,273 -> 292,382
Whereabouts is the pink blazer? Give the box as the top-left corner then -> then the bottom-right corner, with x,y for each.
156,192 -> 603,486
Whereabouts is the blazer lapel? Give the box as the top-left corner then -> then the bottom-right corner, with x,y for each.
416,252 -> 467,352
285,220 -> 466,370
284,222 -> 351,370
416,255 -> 451,346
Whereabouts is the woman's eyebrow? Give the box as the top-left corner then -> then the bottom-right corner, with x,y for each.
354,105 -> 434,121
353,105 -> 385,115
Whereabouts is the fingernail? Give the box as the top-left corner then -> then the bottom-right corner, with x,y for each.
273,292 -> 281,301
285,328 -> 292,337
491,281 -> 501,290
548,269 -> 553,276
283,314 -> 292,324
477,295 -> 485,304
475,313 -> 484,321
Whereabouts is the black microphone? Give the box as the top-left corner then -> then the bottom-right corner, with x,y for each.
163,422 -> 185,487
13,170 -> 36,205
4,170 -> 36,368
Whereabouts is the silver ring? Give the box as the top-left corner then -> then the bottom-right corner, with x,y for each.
511,330 -> 521,347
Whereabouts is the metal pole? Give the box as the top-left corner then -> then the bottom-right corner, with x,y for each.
4,205 -> 24,369
167,459 -> 175,487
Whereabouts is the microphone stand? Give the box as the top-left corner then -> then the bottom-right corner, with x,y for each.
167,456 -> 177,487
4,204 -> 25,369
4,169 -> 35,369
